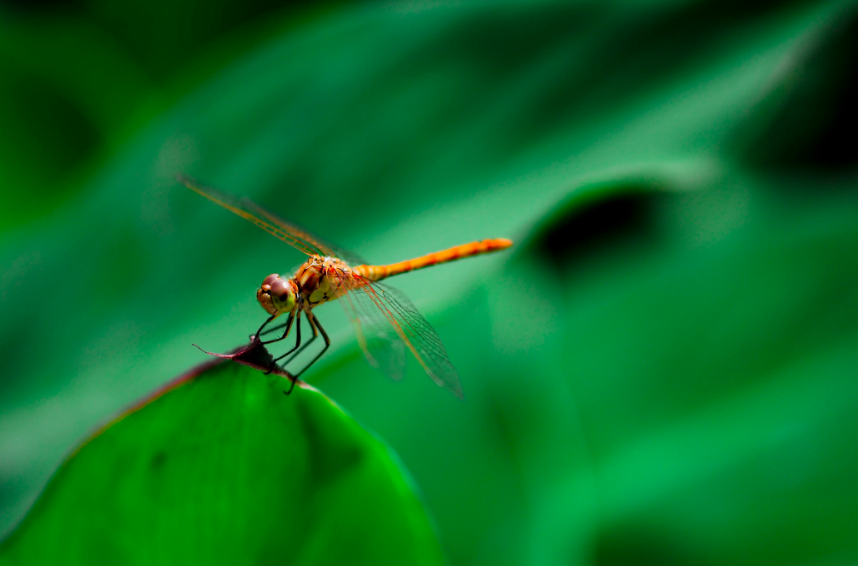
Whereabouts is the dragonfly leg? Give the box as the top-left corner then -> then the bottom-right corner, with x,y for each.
273,312 -> 314,362
256,315 -> 292,339
259,311 -> 295,346
264,312 -> 301,376
276,318 -> 324,397
253,314 -> 277,342
292,312 -> 330,380
282,313 -> 330,396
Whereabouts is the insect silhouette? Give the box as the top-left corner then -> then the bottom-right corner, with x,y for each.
179,175 -> 513,397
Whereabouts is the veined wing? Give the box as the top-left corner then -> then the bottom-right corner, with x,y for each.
241,196 -> 365,266
178,174 -> 355,261
344,275 -> 463,398
339,290 -> 407,381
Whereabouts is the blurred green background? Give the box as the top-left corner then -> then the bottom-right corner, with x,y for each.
2,0 -> 858,564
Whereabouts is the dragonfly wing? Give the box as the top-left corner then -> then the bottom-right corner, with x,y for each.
347,277 -> 463,398
179,174 -> 358,261
340,290 -> 407,381
241,197 -> 366,265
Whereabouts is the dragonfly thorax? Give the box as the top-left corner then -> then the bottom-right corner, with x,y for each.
294,256 -> 352,307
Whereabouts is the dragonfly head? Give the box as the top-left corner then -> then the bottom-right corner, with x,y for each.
257,274 -> 298,316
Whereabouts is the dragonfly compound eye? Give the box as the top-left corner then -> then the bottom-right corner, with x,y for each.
257,274 -> 297,315
261,273 -> 280,287
270,278 -> 297,312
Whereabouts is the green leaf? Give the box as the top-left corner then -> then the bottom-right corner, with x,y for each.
0,358 -> 442,566
476,177 -> 858,565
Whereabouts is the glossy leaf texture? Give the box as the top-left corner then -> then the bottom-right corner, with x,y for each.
0,359 -> 442,566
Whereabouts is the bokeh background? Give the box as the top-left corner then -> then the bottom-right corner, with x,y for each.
2,0 -> 858,564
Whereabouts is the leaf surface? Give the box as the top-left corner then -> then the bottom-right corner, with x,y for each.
0,359 -> 442,566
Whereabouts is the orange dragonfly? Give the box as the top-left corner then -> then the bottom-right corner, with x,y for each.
178,175 -> 512,397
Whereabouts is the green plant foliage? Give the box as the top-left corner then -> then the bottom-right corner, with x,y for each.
0,358 -> 442,565
1,0 -> 857,564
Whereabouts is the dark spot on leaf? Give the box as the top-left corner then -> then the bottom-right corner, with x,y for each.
592,523 -> 703,566
0,69 -> 100,228
539,191 -> 656,271
150,451 -> 167,470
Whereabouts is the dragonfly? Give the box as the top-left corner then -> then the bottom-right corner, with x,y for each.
178,174 -> 512,397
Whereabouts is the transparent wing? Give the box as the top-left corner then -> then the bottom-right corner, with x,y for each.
179,174 -> 361,263
343,275 -> 463,398
241,197 -> 366,266
339,290 -> 407,381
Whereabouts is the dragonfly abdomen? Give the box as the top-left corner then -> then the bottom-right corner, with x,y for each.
355,238 -> 512,282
